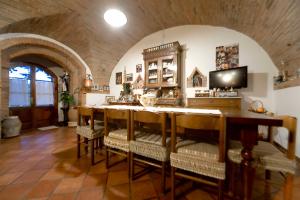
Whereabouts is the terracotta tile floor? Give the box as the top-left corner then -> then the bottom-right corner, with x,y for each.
0,127 -> 299,200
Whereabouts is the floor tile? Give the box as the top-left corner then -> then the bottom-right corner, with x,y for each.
81,173 -> 107,190
49,193 -> 77,200
77,187 -> 105,200
53,175 -> 85,194
13,169 -> 47,184
0,172 -> 23,186
0,182 -> 34,200
26,179 -> 61,199
131,180 -> 157,200
107,170 -> 129,186
104,183 -> 130,200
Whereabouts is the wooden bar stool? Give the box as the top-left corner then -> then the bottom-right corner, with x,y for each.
170,112 -> 226,200
129,110 -> 168,193
76,107 -> 104,165
104,108 -> 131,171
228,115 -> 297,200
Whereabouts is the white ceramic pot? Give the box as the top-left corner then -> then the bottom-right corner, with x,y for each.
1,116 -> 22,138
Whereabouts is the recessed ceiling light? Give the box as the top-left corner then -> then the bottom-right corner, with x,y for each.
104,9 -> 127,27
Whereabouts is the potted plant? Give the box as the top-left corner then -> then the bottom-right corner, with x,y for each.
59,91 -> 75,125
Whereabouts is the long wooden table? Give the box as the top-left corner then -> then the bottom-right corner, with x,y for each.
83,105 -> 283,200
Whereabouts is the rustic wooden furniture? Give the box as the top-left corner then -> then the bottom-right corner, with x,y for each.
129,110 -> 168,193
187,97 -> 241,110
104,108 -> 131,171
83,105 -> 283,200
228,115 -> 297,200
76,107 -> 104,165
170,112 -> 226,200
143,41 -> 182,106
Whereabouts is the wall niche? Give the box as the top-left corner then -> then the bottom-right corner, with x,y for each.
187,67 -> 207,88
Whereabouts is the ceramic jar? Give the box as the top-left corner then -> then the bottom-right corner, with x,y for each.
1,116 -> 22,138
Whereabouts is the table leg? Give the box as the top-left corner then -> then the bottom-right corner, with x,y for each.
240,125 -> 258,200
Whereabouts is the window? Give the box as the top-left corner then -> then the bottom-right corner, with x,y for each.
35,68 -> 54,106
9,65 -> 55,107
9,66 -> 31,107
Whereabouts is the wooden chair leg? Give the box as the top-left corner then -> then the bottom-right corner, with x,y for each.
284,174 -> 293,200
77,135 -> 81,159
218,180 -> 224,200
228,161 -> 236,197
127,152 -> 131,178
105,146 -> 109,169
84,138 -> 88,154
161,161 -> 166,194
129,152 -> 134,181
91,139 -> 95,165
171,166 -> 175,200
265,169 -> 271,180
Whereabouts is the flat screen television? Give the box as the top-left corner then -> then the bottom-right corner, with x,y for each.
209,66 -> 248,89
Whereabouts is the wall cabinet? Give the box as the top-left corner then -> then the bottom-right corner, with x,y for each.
143,42 -> 182,88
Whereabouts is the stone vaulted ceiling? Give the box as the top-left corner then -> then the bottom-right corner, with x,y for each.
0,0 -> 299,84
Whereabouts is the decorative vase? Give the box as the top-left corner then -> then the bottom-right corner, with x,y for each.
1,116 -> 22,138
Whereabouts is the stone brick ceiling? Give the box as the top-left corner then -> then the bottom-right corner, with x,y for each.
0,0 -> 299,84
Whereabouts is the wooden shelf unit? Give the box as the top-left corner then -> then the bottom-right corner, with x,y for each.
143,41 -> 182,88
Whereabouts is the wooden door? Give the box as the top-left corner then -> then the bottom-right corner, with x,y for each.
9,64 -> 58,130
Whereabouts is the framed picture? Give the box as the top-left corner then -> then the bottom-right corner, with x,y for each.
105,96 -> 115,104
116,72 -> 122,84
136,64 -> 142,73
216,44 -> 239,70
126,73 -> 133,82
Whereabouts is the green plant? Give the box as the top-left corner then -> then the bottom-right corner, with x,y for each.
59,91 -> 75,108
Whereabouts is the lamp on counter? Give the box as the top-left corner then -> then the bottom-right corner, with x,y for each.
84,74 -> 93,89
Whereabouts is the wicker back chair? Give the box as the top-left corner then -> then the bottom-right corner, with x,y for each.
104,108 -> 131,170
228,115 -> 297,200
129,110 -> 168,193
170,113 -> 226,200
76,107 -> 104,165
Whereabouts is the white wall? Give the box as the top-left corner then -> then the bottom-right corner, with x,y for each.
106,25 -> 299,157
109,25 -> 277,111
274,86 -> 300,157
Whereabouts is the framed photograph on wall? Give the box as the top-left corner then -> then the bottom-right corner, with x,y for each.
116,72 -> 122,85
216,43 -> 239,70
126,73 -> 133,82
136,64 -> 142,73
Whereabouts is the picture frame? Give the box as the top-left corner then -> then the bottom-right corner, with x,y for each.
136,64 -> 142,73
116,72 -> 122,85
216,44 -> 239,70
126,73 -> 133,82
105,96 -> 115,104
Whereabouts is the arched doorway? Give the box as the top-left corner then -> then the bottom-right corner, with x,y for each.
9,63 -> 58,129
0,33 -> 92,130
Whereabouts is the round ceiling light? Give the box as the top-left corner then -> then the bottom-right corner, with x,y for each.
104,9 -> 127,27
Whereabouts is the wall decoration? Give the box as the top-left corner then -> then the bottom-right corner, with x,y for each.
216,44 -> 239,70
126,73 -> 133,82
136,64 -> 142,73
116,72 -> 122,85
132,74 -> 144,89
187,67 -> 207,88
105,96 -> 115,104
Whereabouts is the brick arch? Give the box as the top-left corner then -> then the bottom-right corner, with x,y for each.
0,33 -> 90,119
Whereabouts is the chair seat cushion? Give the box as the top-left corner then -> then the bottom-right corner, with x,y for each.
108,129 -> 128,140
170,140 -> 225,180
104,129 -> 129,152
76,125 -> 104,139
228,141 -> 297,174
130,132 -> 171,161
